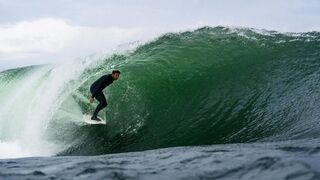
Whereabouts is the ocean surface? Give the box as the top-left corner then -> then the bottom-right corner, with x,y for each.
1,26 -> 320,179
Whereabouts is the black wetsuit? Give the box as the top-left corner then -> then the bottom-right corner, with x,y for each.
90,74 -> 114,118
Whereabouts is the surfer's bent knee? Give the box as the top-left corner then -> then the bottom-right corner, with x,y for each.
101,102 -> 108,108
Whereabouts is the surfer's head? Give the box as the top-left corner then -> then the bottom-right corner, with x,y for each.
112,70 -> 121,80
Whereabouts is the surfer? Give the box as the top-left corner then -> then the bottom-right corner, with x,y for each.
89,70 -> 121,121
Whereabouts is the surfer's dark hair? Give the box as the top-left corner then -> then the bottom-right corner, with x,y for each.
112,70 -> 121,74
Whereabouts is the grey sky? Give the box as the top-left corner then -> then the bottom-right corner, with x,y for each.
0,0 -> 320,70
1,0 -> 320,30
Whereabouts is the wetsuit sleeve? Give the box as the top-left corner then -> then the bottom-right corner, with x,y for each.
91,81 -> 104,98
91,75 -> 109,98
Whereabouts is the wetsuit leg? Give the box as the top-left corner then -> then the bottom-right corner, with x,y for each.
92,92 -> 108,118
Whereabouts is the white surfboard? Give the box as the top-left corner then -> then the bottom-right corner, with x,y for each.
83,114 -> 107,125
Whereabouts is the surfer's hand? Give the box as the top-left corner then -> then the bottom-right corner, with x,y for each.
89,96 -> 94,103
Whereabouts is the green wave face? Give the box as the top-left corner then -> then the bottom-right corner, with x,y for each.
2,27 -> 320,156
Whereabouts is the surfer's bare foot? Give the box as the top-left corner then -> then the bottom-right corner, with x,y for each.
91,116 -> 102,121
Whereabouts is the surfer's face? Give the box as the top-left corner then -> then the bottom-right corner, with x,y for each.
112,73 -> 120,80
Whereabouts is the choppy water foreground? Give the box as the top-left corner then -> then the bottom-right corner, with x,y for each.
1,139 -> 320,180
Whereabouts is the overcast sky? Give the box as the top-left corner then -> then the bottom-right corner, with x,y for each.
1,0 -> 320,70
